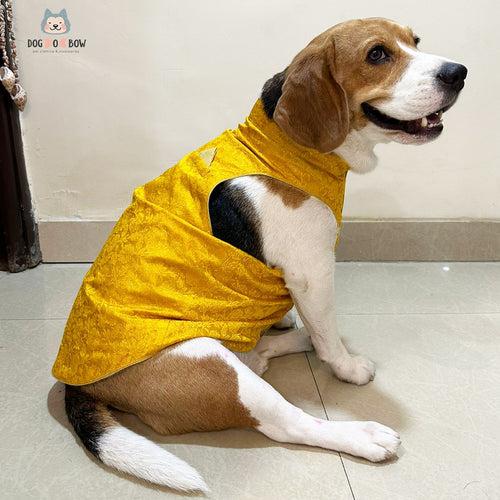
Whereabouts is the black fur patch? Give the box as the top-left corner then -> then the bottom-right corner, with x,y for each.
261,70 -> 286,119
65,385 -> 108,457
209,180 -> 265,263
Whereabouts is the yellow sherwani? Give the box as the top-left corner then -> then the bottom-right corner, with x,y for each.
52,100 -> 350,385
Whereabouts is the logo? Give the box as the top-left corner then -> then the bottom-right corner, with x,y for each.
27,8 -> 87,53
41,9 -> 71,35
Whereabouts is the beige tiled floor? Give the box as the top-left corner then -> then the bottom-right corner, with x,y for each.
1,263 -> 499,499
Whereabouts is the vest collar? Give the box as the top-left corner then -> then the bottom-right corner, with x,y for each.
234,100 -> 350,182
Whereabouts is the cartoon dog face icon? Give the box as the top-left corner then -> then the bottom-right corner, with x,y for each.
41,9 -> 71,35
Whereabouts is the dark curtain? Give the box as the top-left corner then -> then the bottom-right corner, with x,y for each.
0,15 -> 41,272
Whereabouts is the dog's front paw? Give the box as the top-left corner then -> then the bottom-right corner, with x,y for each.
346,421 -> 401,462
331,354 -> 375,385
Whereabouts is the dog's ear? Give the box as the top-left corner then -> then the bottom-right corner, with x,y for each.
273,41 -> 349,153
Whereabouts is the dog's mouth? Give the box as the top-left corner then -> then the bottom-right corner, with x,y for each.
361,102 -> 446,137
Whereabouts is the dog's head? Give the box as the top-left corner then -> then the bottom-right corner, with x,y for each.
263,18 -> 467,154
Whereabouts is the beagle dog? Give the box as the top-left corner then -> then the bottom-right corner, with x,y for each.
61,18 -> 467,492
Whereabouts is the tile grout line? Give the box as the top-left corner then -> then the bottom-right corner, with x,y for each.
305,352 -> 356,500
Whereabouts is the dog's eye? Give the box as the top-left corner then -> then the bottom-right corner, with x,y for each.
413,35 -> 421,46
367,45 -> 389,64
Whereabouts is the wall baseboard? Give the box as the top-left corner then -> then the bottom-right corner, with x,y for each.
39,221 -> 115,263
336,220 -> 500,261
39,219 -> 500,263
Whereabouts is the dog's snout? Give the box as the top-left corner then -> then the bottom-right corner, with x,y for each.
437,62 -> 468,91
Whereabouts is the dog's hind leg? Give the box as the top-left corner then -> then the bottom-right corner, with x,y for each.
174,338 -> 400,462
202,337 -> 401,462
256,328 -> 312,357
236,329 -> 312,375
272,307 -> 297,329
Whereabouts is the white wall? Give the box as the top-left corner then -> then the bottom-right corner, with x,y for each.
15,0 -> 499,221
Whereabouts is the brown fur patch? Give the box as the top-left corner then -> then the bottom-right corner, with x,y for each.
82,350 -> 258,435
274,39 -> 349,152
262,177 -> 310,208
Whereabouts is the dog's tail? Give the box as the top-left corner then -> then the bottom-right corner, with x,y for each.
64,385 -> 209,493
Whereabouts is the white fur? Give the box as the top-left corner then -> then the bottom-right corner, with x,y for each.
243,177 -> 376,385
375,42 -> 453,120
98,426 -> 209,492
256,329 -> 311,359
335,123 -> 389,173
272,308 -> 297,329
236,328 -> 312,375
169,335 -> 222,358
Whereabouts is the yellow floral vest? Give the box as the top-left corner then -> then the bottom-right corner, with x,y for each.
52,100 -> 349,385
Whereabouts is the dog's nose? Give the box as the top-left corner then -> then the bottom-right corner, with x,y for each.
437,62 -> 468,91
